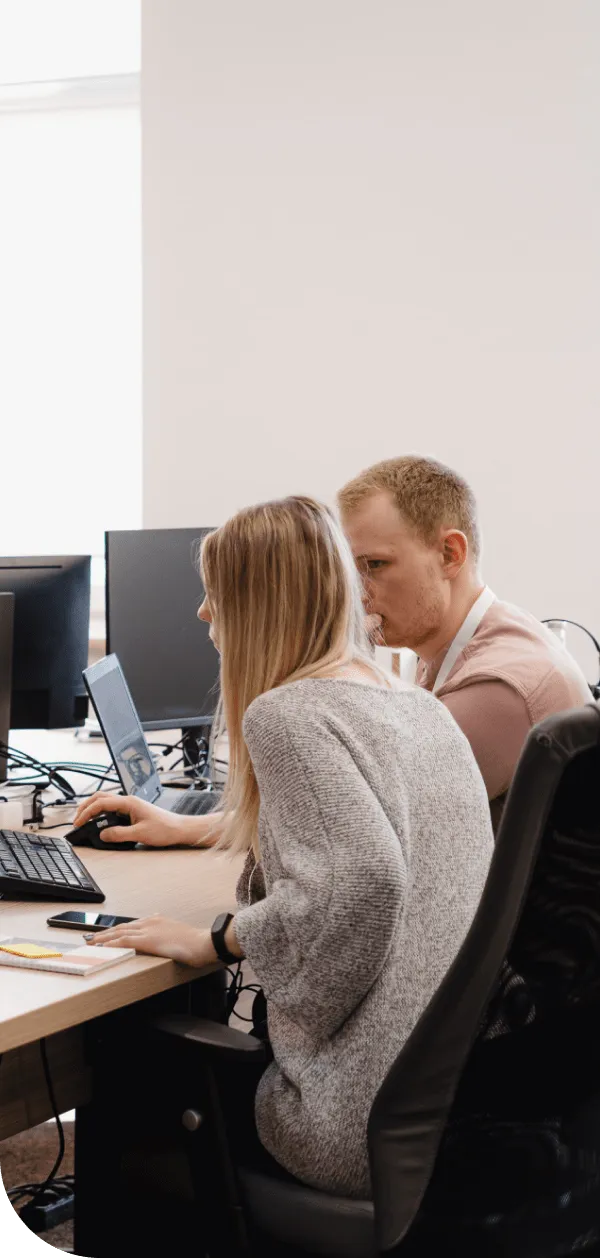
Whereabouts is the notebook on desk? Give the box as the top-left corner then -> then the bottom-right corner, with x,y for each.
0,936 -> 135,977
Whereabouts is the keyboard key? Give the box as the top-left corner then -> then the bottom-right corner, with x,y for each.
17,859 -> 38,879
50,873 -> 68,884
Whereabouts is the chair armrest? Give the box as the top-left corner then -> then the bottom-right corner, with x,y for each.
149,1014 -> 267,1062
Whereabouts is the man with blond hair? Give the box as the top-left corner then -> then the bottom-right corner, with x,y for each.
338,455 -> 590,829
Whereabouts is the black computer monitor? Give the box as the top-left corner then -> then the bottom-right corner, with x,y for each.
0,555 -> 91,730
105,528 -> 220,733
0,593 -> 14,782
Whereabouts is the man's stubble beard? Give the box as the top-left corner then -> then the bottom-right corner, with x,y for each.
383,583 -> 445,654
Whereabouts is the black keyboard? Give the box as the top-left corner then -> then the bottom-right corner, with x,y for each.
0,830 -> 105,903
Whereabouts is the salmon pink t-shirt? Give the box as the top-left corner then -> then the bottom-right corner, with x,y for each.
416,600 -> 591,829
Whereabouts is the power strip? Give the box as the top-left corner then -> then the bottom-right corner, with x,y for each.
20,1188 -> 75,1232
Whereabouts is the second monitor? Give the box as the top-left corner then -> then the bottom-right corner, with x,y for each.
105,527 -> 219,734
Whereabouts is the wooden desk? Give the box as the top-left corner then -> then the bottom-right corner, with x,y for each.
0,843 -> 240,1057
1,724 -> 237,1050
1,842 -> 242,1255
1,841 -> 241,1136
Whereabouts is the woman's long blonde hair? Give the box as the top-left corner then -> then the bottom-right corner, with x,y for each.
201,495 -> 376,858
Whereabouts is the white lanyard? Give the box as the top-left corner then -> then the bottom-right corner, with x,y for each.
432,586 -> 496,694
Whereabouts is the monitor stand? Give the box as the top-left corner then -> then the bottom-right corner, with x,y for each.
0,593 -> 15,784
181,723 -> 212,778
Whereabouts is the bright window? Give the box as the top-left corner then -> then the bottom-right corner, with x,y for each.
0,1 -> 141,625
0,0 -> 140,83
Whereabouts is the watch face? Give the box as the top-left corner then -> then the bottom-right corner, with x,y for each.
212,912 -> 230,936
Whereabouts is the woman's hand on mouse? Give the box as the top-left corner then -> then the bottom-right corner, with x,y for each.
72,792 -> 216,848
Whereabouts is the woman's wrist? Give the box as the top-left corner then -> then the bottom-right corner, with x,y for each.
193,916 -> 244,967
192,927 -> 219,967
224,916 -> 244,960
178,810 -> 223,848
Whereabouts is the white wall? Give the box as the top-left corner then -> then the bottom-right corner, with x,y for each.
142,1 -> 600,667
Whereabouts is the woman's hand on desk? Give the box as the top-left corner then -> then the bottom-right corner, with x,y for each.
86,914 -> 215,964
85,913 -> 242,968
72,792 -> 221,849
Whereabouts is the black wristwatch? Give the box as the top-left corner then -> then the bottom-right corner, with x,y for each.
210,911 -> 238,965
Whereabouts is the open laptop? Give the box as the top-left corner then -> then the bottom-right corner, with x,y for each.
83,654 -> 218,816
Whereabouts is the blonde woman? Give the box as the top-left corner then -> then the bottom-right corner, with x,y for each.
76,496 -> 493,1198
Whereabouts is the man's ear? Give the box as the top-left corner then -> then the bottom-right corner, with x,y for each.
440,529 -> 469,579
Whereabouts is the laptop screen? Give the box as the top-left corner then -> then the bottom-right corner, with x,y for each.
83,654 -> 161,805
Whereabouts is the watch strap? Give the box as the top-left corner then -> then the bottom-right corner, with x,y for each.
211,911 -> 238,965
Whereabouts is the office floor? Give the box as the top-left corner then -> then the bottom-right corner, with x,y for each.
1,1119 -> 74,1252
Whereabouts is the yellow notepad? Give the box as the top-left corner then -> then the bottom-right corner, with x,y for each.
0,943 -> 63,959
0,935 -> 135,977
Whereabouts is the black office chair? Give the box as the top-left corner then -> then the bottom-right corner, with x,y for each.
148,702 -> 600,1258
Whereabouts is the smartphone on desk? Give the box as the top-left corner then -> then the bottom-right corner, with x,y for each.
47,911 -> 138,933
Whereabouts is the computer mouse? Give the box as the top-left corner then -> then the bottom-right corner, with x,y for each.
66,812 -> 137,851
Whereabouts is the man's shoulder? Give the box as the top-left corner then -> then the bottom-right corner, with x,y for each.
442,599 -> 590,710
481,597 -> 554,641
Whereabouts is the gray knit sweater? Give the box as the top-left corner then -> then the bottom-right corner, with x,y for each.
234,678 -> 493,1198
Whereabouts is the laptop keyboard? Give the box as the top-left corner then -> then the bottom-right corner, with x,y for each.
0,830 -> 105,903
171,788 -> 219,816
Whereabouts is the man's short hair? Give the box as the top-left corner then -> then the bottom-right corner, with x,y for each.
338,455 -> 481,564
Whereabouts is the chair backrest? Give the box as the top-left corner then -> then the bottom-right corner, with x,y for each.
509,732 -> 600,1016
368,702 -> 600,1254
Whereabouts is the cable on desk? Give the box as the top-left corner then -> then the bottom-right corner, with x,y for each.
42,763 -> 120,786
46,759 -> 113,771
1,744 -> 120,796
35,784 -> 121,829
1,747 -> 120,825
164,755 -> 185,772
35,819 -> 88,831
147,734 -> 212,785
1,760 -> 48,780
0,742 -> 77,800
